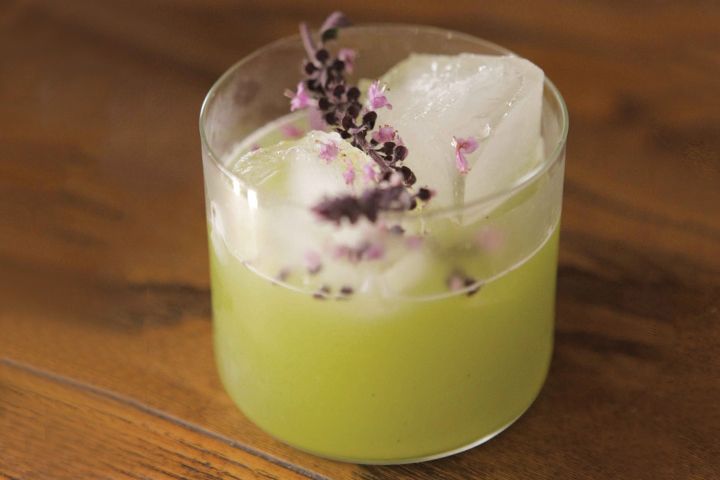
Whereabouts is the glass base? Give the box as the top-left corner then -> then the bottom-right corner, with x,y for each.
281,409 -> 526,466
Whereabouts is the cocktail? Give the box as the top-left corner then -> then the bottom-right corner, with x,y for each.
200,14 -> 568,464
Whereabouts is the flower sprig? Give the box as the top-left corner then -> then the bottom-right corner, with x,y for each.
287,12 -> 433,224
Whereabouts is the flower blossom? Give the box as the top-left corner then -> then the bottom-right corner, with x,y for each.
342,162 -> 356,185
372,125 -> 396,143
337,48 -> 357,73
363,163 -> 378,183
304,250 -> 322,274
319,140 -> 339,163
280,124 -> 304,139
287,82 -> 312,111
367,81 -> 392,111
451,136 -> 479,175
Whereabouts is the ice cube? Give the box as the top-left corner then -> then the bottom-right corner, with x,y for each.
221,130 -> 381,287
230,130 -> 371,206
375,53 -> 544,212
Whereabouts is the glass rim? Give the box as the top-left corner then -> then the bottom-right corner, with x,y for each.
199,23 -> 569,217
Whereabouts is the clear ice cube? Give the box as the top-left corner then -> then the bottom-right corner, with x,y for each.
375,53 -> 544,212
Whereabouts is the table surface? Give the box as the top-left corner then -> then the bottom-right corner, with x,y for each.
2,1 -> 719,479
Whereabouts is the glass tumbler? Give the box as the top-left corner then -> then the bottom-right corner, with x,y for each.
200,25 -> 568,464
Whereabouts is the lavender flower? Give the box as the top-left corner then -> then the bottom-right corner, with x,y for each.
447,270 -> 481,296
287,82 -> 313,111
281,124 -> 304,139
372,125 -> 397,144
476,227 -> 504,252
342,162 -> 356,185
290,12 -> 433,225
338,48 -> 357,73
367,81 -> 392,111
363,163 -> 378,183
304,250 -> 322,274
451,136 -> 479,174
319,140 -> 339,162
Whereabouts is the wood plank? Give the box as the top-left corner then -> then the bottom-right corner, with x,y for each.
0,359 -> 322,480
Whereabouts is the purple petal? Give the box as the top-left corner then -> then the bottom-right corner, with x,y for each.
299,22 -> 316,59
372,125 -> 396,143
455,149 -> 470,174
308,107 -> 325,130
367,81 -> 392,111
363,163 -> 378,183
452,136 -> 476,174
460,136 -> 479,154
304,250 -> 322,274
289,82 -> 311,111
476,228 -> 504,252
448,274 -> 465,292
343,165 -> 356,185
319,140 -> 339,162
405,236 -> 424,249
281,124 -> 304,139
338,48 -> 356,73
364,242 -> 385,260
320,11 -> 351,34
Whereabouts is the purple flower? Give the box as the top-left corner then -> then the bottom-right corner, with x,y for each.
281,124 -> 304,139
288,82 -> 312,111
451,136 -> 479,175
304,250 -> 322,274
332,244 -> 352,260
319,140 -> 339,162
250,143 -> 261,151
338,48 -> 357,73
448,273 -> 465,292
476,227 -> 504,252
372,125 -> 396,143
367,81 -> 392,111
343,163 -> 356,186
405,235 -> 424,250
388,171 -> 404,186
364,242 -> 385,260
308,107 -> 325,130
363,163 -> 378,183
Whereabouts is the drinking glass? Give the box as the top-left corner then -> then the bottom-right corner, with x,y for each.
200,24 -> 568,464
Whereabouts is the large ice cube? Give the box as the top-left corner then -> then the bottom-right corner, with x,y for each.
220,130 -> 390,289
376,53 -> 544,211
229,130 -> 370,206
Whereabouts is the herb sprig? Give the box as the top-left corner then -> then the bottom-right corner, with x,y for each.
286,12 -> 434,225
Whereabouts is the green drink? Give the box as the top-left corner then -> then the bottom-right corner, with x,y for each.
200,21 -> 568,464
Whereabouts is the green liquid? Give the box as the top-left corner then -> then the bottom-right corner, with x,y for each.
211,226 -> 558,462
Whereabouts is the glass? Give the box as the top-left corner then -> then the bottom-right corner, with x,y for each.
200,24 -> 568,464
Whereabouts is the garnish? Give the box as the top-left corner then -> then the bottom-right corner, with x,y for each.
476,227 -> 504,252
287,82 -> 314,111
313,284 -> 332,300
282,13 -> 487,299
367,81 -> 393,111
290,12 -> 433,225
342,161 -> 356,185
333,240 -> 385,263
312,183 -> 425,225
304,250 -> 323,275
281,124 -> 304,139
447,270 -> 481,297
451,136 -> 479,175
319,140 -> 339,162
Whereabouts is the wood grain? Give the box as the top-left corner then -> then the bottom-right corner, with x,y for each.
1,0 -> 719,479
0,359 -> 319,480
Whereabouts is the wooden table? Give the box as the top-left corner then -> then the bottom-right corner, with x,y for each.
1,1 -> 718,478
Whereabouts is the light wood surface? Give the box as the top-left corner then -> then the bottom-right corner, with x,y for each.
1,1 -> 719,478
